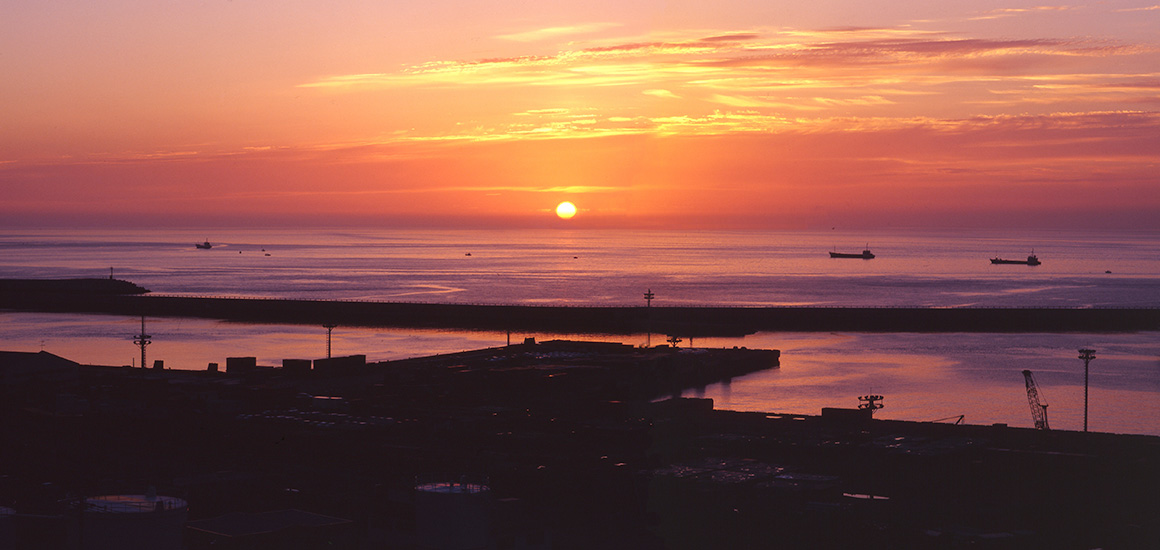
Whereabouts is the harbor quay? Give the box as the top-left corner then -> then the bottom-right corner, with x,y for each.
2,339 -> 1158,549
3,280 -> 1159,334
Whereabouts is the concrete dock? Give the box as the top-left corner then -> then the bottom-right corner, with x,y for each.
3,285 -> 1159,334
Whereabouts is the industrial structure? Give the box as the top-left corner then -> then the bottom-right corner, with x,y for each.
414,476 -> 493,550
2,336 -> 1158,548
323,324 -> 337,358
132,316 -> 150,369
1079,348 -> 1096,432
858,394 -> 884,413
1022,369 -> 1050,430
74,493 -> 188,550
0,506 -> 13,550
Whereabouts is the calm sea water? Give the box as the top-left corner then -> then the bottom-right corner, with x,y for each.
1,228 -> 1157,435
2,227 -> 1158,306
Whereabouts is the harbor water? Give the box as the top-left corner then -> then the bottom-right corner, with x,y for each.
1,228 -> 1158,435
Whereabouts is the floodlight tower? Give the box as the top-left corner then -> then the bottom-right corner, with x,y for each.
132,316 -> 151,369
858,394 -> 885,415
1079,348 -> 1096,432
644,289 -> 655,347
324,324 -> 338,359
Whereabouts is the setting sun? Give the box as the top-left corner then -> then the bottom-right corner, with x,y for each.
555,201 -> 577,220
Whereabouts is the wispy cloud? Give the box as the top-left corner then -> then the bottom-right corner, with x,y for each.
1116,5 -> 1160,12
698,32 -> 762,43
300,33 -> 1133,91
708,94 -> 821,110
969,6 -> 1076,21
515,108 -> 573,116
495,22 -> 622,42
814,95 -> 895,107
780,27 -> 948,40
291,26 -> 1157,144
301,35 -> 1132,103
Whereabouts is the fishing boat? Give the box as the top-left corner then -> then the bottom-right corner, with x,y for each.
991,253 -> 1040,266
196,240 -> 212,249
830,248 -> 875,259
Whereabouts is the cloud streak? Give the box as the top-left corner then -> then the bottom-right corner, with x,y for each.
300,32 -> 1146,93
295,26 -> 1157,146
1116,5 -> 1160,12
969,6 -> 1075,21
297,34 -> 1151,136
495,22 -> 622,42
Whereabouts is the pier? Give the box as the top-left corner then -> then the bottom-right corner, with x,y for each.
2,281 -> 1159,334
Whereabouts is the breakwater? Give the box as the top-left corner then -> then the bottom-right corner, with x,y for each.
0,278 -> 149,295
3,285 -> 1158,334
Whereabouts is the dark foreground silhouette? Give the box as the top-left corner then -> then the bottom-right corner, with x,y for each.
2,340 -> 1158,549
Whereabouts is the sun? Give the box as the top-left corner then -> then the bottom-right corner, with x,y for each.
555,201 -> 577,219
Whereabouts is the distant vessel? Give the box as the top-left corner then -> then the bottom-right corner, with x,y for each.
991,253 -> 1040,266
196,240 -> 212,249
830,248 -> 875,259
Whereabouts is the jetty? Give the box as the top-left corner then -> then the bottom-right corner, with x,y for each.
0,278 -> 148,295
2,280 -> 1158,333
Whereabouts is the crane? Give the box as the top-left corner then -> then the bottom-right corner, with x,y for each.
1022,369 -> 1050,430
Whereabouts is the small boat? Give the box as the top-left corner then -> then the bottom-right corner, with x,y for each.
991,253 -> 1040,266
830,248 -> 874,259
196,240 -> 212,249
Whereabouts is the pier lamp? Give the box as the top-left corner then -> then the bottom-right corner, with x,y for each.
1079,348 -> 1096,432
644,289 -> 655,347
132,316 -> 151,369
324,324 -> 337,359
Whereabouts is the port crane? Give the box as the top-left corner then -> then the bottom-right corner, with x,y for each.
1022,370 -> 1050,430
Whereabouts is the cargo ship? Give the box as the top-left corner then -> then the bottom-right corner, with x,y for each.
830,248 -> 875,259
991,253 -> 1040,266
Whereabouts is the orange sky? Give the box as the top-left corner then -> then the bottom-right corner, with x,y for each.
2,1 -> 1158,229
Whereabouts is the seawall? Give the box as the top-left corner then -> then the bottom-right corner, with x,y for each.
3,290 -> 1158,334
0,278 -> 149,295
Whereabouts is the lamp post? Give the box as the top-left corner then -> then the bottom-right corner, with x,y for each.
644,289 -> 655,347
1079,348 -> 1096,432
133,316 -> 151,369
324,324 -> 337,359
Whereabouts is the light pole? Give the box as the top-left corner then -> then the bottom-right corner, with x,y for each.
1079,348 -> 1096,432
644,289 -> 655,347
133,316 -> 151,369
324,324 -> 337,359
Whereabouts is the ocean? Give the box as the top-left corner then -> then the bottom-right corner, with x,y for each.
1,228 -> 1158,434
